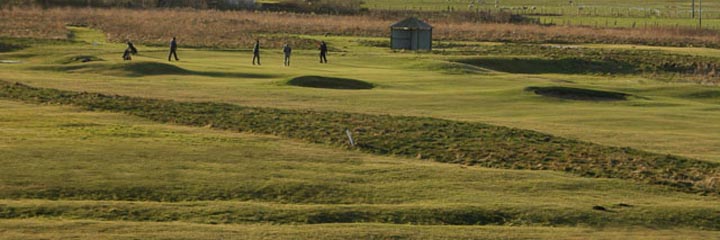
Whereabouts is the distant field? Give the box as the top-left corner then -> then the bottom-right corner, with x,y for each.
363,0 -> 720,29
364,0 -> 720,17
3,8 -> 720,50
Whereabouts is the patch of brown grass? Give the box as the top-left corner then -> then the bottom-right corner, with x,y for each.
2,8 -> 720,49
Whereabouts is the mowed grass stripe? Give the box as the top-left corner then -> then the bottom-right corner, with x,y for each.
1,81 -> 718,195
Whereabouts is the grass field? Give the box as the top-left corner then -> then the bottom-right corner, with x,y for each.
364,0 -> 720,17
1,10 -> 720,239
364,0 -> 720,30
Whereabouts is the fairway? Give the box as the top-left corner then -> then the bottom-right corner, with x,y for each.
1,3 -> 720,239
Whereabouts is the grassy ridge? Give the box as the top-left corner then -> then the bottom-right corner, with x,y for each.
1,200 -> 719,229
4,219 -> 719,240
1,81 -> 718,195
450,44 -> 720,84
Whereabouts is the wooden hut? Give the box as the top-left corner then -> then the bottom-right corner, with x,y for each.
390,17 -> 433,51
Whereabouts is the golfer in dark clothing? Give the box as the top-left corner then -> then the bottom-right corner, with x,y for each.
283,44 -> 292,66
122,48 -> 132,61
319,41 -> 328,63
252,40 -> 261,65
127,41 -> 138,55
123,40 -> 138,61
168,37 -> 179,62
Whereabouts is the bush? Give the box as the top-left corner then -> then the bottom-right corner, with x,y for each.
273,0 -> 365,14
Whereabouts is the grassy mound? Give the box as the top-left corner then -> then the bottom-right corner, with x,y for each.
0,42 -> 25,53
525,86 -> 630,101
684,90 -> 720,99
287,76 -> 374,90
35,61 -> 274,78
33,62 -> 186,77
119,62 -> 192,76
0,81 -> 718,195
2,200 -> 719,229
412,61 -> 487,74
56,55 -> 104,64
455,57 -> 635,75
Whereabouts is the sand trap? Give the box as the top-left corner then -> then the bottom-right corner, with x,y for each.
526,86 -> 630,101
287,76 -> 374,90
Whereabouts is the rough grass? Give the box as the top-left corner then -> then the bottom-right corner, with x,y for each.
4,219 -> 720,240
525,86 -> 630,101
452,44 -> 720,84
1,200 -> 719,229
1,81 -> 718,195
684,90 -> 720,99
0,41 -> 25,52
4,8 -> 720,49
456,57 -> 635,75
287,76 -> 375,90
2,98 -> 720,236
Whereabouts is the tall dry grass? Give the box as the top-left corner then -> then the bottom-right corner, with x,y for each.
2,8 -> 720,49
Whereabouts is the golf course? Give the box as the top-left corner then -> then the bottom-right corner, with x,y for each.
1,1 -> 720,239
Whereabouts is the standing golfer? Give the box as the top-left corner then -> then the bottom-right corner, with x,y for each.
252,39 -> 261,65
283,44 -> 292,66
168,37 -> 179,62
319,41 -> 328,64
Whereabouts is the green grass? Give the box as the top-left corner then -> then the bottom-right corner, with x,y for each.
363,0 -> 720,30
4,219 -> 720,240
2,27 -> 720,238
1,80 -> 719,195
363,0 -> 720,17
2,35 -> 719,163
1,100 -> 720,233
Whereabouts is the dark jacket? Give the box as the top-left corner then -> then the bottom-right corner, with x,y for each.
320,42 -> 328,53
127,42 -> 138,54
253,42 -> 260,54
283,45 -> 292,55
170,39 -> 177,50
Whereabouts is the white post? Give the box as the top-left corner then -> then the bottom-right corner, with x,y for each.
345,129 -> 356,147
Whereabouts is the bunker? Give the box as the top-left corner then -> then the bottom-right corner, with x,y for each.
390,17 -> 433,51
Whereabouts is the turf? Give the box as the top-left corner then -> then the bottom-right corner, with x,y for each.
1,100 -> 720,233
2,26 -> 720,238
1,81 -> 719,195
4,219 -> 720,240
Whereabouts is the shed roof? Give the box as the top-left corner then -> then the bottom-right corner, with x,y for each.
390,17 -> 432,30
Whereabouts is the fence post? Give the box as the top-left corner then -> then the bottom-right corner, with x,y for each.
345,129 -> 356,147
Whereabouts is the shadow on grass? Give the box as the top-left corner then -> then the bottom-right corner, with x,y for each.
121,62 -> 275,78
33,61 -> 276,79
455,57 -> 636,75
525,86 -> 630,101
287,76 -> 374,90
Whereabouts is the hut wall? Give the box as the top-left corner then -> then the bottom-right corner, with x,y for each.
391,29 -> 412,49
417,29 -> 432,50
